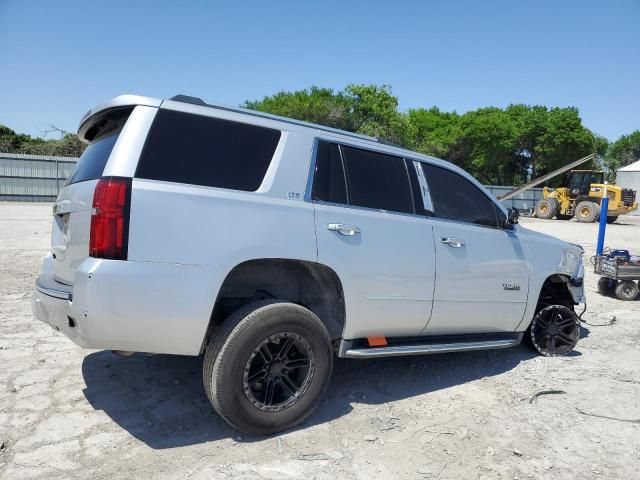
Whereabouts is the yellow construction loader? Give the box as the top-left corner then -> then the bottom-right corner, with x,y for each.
499,154 -> 638,223
535,170 -> 638,223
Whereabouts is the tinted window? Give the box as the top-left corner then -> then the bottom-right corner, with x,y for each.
136,110 -> 281,191
342,146 -> 414,214
67,109 -> 132,185
312,141 -> 348,204
421,163 -> 500,227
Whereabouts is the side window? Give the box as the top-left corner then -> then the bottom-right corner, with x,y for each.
312,141 -> 348,204
421,163 -> 501,228
136,109 -> 281,191
341,145 -> 414,214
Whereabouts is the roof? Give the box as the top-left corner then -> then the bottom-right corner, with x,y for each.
618,159 -> 640,172
78,94 -> 383,146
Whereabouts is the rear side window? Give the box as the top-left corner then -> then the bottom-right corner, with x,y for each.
421,163 -> 500,227
312,140 -> 414,214
136,110 -> 281,191
312,141 -> 348,204
342,145 -> 414,214
66,108 -> 132,185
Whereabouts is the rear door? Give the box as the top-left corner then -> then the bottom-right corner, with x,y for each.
51,108 -> 133,284
312,141 -> 436,339
418,162 -> 530,334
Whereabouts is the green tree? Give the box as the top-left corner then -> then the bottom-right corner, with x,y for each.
605,130 -> 640,176
245,84 -> 413,146
244,87 -> 353,131
0,124 -> 85,157
407,107 -> 461,158
342,84 -> 413,146
455,108 -> 518,185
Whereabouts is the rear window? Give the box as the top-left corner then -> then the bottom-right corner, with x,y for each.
135,110 -> 281,191
66,109 -> 131,185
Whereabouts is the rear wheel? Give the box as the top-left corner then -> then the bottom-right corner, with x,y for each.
534,198 -> 559,219
527,305 -> 580,356
575,201 -> 600,223
606,216 -> 618,224
203,301 -> 333,435
615,281 -> 639,301
597,277 -> 615,295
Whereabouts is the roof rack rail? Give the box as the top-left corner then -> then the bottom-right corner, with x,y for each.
169,95 -> 207,106
169,93 -> 386,145
376,138 -> 406,149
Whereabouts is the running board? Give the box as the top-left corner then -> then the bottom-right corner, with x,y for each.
339,333 -> 523,359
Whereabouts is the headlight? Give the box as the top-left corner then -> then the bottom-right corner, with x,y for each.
558,248 -> 584,278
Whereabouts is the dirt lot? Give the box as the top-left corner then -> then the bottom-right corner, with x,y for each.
1,203 -> 639,480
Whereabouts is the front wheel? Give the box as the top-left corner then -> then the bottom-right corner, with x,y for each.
574,201 -> 600,223
606,216 -> 618,224
534,199 -> 559,219
203,301 -> 333,435
527,305 -> 580,356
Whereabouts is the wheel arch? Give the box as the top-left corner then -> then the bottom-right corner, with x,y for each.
200,258 -> 346,352
517,273 -> 577,332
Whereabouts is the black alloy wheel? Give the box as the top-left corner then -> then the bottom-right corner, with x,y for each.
530,305 -> 580,356
243,332 -> 315,412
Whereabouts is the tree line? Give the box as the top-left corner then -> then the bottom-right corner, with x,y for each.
0,124 -> 85,157
1,85 -> 638,186
245,85 -> 639,185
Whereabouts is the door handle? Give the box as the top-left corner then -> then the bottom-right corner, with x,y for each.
440,237 -> 465,248
327,223 -> 361,236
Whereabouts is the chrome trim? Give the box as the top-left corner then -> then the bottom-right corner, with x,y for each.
303,137 -> 320,202
440,237 -> 465,248
341,336 -> 522,359
35,278 -> 72,301
413,160 -> 434,212
327,223 -> 361,236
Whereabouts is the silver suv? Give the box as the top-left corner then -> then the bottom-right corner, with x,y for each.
33,94 -> 585,434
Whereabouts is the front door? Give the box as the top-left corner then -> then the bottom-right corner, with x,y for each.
427,220 -> 529,334
417,162 -> 530,335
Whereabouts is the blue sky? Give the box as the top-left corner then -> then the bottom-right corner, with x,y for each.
0,0 -> 638,141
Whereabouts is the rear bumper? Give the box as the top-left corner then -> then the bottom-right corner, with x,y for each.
32,254 -> 228,355
32,280 -> 90,348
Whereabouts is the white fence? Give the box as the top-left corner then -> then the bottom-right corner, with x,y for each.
0,152 -> 78,202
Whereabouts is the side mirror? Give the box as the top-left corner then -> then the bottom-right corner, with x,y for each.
506,207 -> 519,226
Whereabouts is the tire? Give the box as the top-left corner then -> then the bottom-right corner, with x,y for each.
606,216 -> 618,224
526,305 -> 580,356
534,198 -> 558,219
614,281 -> 639,301
597,277 -> 615,295
203,300 -> 333,435
575,201 -> 600,223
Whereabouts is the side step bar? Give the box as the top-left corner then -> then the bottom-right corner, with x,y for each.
339,334 -> 523,359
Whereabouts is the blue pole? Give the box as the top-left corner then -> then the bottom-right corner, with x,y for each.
596,185 -> 609,256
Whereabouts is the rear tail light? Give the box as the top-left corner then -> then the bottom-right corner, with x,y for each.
90,177 -> 131,260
